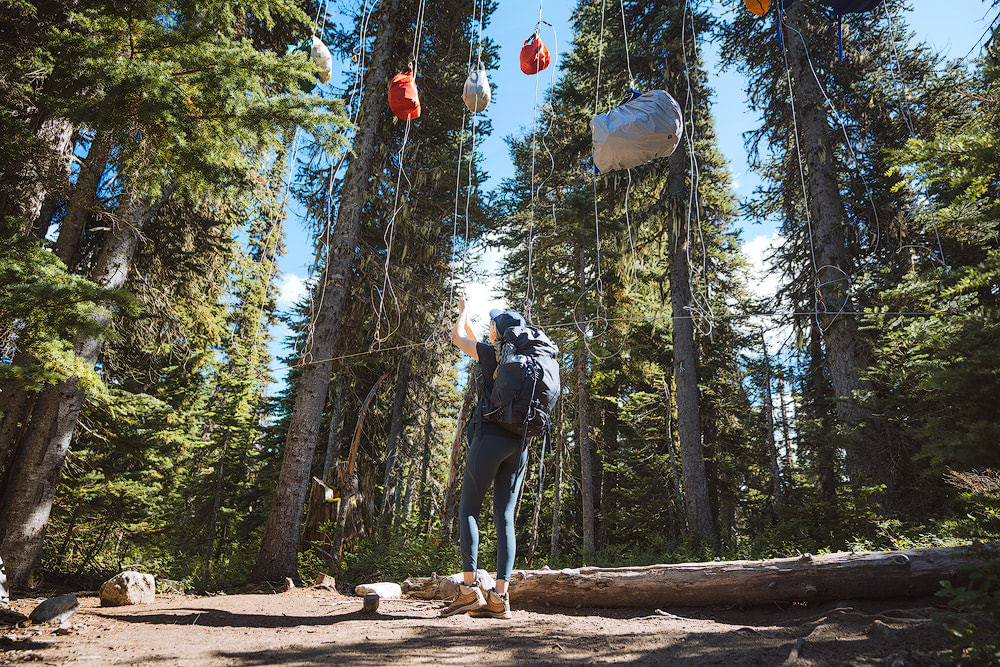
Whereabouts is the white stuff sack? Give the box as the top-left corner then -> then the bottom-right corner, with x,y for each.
310,36 -> 333,84
463,68 -> 491,113
590,90 -> 683,173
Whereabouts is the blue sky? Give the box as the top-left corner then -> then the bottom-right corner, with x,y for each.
270,0 -> 994,384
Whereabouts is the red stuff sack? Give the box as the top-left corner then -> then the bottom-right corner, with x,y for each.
388,68 -> 421,120
519,32 -> 551,75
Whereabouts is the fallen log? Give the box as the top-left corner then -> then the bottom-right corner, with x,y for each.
402,545 -> 990,608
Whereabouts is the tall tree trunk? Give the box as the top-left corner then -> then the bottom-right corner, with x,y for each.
665,143 -> 715,542
204,438 -> 228,580
381,356 -> 411,525
416,398 -> 434,524
251,0 -> 403,582
24,117 -> 75,237
549,415 -> 563,564
0,181 -> 175,587
525,441 -> 546,568
577,247 -> 595,561
662,374 -> 683,507
783,3 -> 880,485
778,381 -> 794,475
54,127 -> 113,268
400,426 -> 422,522
807,326 -> 838,506
441,374 -> 475,537
761,333 -> 783,508
321,377 -> 344,485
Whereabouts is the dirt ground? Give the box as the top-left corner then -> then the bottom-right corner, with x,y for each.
0,587 -> 958,666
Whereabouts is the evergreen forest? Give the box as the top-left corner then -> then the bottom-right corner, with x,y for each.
1,0 -> 998,615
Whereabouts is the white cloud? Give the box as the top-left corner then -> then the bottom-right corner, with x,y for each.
276,273 -> 307,309
742,232 -> 783,300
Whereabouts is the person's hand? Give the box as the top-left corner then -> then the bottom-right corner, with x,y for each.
458,292 -> 467,312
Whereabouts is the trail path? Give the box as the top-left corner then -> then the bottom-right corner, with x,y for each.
1,589 -> 953,665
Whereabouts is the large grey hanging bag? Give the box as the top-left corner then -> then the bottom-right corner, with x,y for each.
590,89 -> 683,173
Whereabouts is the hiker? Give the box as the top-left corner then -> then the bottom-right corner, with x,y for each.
441,295 -> 528,618
440,295 -> 530,619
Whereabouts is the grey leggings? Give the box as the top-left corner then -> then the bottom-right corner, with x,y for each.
459,426 -> 529,581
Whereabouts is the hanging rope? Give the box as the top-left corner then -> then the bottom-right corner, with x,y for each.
777,3 -> 824,335
371,0 -> 428,348
290,307 -> 968,368
304,0 -> 381,363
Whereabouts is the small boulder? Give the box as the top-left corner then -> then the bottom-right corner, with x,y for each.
362,593 -> 380,612
354,582 -> 402,598
438,570 -> 495,600
99,572 -> 155,607
29,594 -> 79,624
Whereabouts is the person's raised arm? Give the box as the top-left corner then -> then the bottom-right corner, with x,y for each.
451,293 -> 479,360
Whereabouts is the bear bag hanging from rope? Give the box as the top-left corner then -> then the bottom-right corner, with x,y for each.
463,67 -> 491,112
389,66 -> 421,120
590,89 -> 683,173
745,0 -> 770,17
285,35 -> 333,93
778,0 -> 885,60
519,30 -> 551,75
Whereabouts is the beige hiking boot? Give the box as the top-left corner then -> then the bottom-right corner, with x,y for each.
469,588 -> 512,619
440,583 -> 486,617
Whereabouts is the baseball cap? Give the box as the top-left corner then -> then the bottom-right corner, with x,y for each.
488,309 -> 526,337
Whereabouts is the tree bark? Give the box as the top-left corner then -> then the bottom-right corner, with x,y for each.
321,377 -> 344,486
251,0 -> 403,582
761,333 -> 783,508
403,545 -> 985,608
577,247 -> 595,561
54,127 -> 113,268
524,443 -> 545,568
665,142 -> 715,542
549,414 -> 563,564
416,398 -> 434,524
782,4 -> 880,485
23,117 -> 74,237
0,181 -> 175,587
381,356 -> 411,525
778,381 -> 794,474
662,374 -> 683,507
204,438 -> 228,579
400,428 -> 422,522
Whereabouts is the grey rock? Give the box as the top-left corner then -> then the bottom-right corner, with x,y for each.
354,582 -> 402,598
29,595 -> 79,624
99,572 -> 155,607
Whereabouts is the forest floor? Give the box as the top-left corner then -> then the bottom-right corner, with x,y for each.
0,587 -> 962,665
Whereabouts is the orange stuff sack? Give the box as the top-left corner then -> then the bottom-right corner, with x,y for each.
745,0 -> 770,16
388,69 -> 421,120
519,32 -> 551,75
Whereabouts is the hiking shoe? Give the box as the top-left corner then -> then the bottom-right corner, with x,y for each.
440,583 -> 486,617
469,588 -> 512,619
